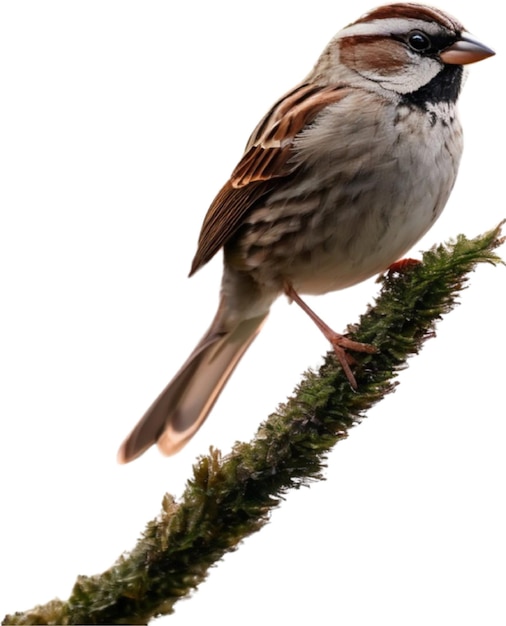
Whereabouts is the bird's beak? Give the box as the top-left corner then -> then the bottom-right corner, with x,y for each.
440,32 -> 495,65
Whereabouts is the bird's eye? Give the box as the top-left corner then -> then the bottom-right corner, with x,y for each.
407,30 -> 432,52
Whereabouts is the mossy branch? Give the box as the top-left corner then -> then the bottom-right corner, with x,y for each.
4,224 -> 504,626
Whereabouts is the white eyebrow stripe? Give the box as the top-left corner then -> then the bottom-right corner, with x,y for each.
341,18 -> 450,38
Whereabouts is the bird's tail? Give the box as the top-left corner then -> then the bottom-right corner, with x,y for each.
117,302 -> 268,463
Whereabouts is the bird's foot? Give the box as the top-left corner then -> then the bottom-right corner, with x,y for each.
376,258 -> 421,283
325,332 -> 377,390
387,257 -> 421,274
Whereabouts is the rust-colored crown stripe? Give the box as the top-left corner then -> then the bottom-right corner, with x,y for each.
354,3 -> 463,32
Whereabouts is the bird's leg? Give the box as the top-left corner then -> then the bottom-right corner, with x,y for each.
284,283 -> 376,389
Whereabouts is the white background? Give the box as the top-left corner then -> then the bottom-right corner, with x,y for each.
1,2 -> 504,624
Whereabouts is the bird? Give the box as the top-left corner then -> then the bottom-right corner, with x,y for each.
118,3 -> 494,463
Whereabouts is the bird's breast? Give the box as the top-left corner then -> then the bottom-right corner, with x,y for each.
227,96 -> 463,296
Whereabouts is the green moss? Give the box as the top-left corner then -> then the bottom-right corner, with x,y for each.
4,224 -> 503,625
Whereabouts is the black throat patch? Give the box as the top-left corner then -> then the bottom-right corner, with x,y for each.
402,64 -> 464,108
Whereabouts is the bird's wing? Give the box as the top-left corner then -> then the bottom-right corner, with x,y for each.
189,83 -> 350,275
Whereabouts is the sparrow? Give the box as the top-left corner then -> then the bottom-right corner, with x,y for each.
118,3 -> 494,463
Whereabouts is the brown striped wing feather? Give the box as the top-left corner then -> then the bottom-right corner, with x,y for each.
189,83 -> 350,275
